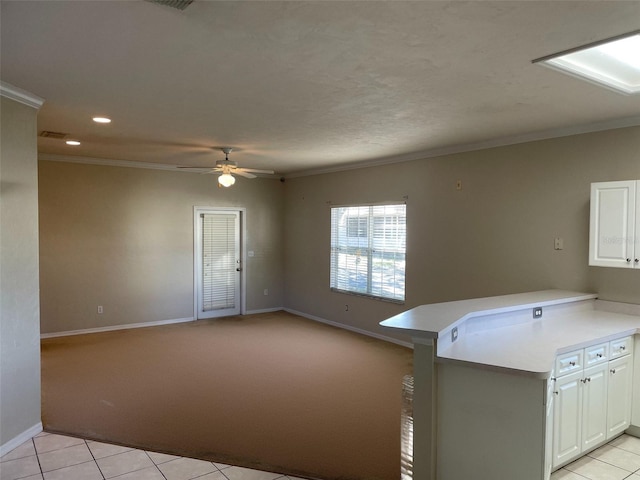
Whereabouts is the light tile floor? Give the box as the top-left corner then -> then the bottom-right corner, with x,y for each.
551,434 -> 640,480
3,432 -> 640,480
1,431 -> 306,480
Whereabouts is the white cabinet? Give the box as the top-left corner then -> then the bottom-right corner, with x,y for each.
581,363 -> 608,450
552,345 -> 609,468
589,180 -> 640,268
553,370 -> 583,467
552,338 -> 634,470
607,354 -> 634,439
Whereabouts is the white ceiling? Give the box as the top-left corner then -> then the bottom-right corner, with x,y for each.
2,1 -> 639,176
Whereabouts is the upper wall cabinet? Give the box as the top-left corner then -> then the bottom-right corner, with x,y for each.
589,180 -> 640,268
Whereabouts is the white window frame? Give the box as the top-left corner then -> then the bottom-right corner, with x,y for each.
330,203 -> 406,303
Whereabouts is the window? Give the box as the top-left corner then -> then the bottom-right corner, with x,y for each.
330,204 -> 406,302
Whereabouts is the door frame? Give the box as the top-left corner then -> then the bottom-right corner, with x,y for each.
193,206 -> 247,319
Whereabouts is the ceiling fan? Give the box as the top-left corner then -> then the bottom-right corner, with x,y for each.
178,147 -> 275,187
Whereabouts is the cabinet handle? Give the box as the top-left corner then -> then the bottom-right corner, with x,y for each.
569,361 -> 576,366
554,391 -> 559,395
627,258 -> 631,263
620,346 -> 626,351
596,353 -> 603,358
635,258 -> 639,264
611,369 -> 616,374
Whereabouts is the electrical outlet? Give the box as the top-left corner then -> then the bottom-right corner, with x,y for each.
97,306 -> 104,314
554,237 -> 564,250
263,289 -> 268,296
533,307 -> 543,318
451,327 -> 459,342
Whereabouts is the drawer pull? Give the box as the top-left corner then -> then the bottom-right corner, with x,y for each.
596,353 -> 603,358
569,361 -> 576,366
620,346 -> 626,351
611,369 -> 616,375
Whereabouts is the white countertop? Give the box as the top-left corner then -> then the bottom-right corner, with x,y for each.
439,309 -> 639,378
380,290 -> 640,378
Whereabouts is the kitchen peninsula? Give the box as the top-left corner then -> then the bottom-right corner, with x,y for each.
381,290 -> 640,480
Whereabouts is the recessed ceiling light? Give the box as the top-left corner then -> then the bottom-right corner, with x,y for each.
65,140 -> 81,146
92,116 -> 111,124
533,31 -> 640,95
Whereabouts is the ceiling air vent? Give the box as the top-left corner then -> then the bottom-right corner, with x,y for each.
39,131 -> 68,139
145,0 -> 194,10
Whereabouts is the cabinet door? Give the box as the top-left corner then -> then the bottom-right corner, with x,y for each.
589,181 -> 637,268
553,371 -> 583,468
607,355 -> 634,439
581,364 -> 608,451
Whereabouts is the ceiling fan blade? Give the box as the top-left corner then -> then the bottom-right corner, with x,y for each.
234,170 -> 257,179
239,168 -> 275,175
177,166 -> 221,174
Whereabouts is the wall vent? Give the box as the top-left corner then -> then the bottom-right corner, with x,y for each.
145,0 -> 194,10
39,131 -> 68,139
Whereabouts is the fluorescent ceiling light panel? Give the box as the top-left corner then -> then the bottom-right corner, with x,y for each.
534,31 -> 640,95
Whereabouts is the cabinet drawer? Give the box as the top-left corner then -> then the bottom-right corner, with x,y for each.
585,342 -> 609,367
610,337 -> 633,359
555,350 -> 583,377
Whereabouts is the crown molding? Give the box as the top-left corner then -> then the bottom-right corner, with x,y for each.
285,115 -> 640,178
39,114 -> 640,178
0,82 -> 44,110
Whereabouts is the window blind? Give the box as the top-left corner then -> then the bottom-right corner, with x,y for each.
330,204 -> 406,302
201,213 -> 237,311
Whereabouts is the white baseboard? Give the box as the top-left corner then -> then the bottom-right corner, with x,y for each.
39,310 -> 412,349
284,308 -> 413,349
0,422 -> 42,457
41,317 -> 195,339
245,307 -> 284,315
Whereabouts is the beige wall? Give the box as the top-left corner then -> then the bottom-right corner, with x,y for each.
284,126 -> 640,340
38,126 -> 640,340
38,161 -> 284,334
0,96 -> 42,448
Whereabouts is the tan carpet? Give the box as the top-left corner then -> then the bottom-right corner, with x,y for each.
41,311 -> 413,480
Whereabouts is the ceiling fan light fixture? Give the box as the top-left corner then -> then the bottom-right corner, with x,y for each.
218,173 -> 236,187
